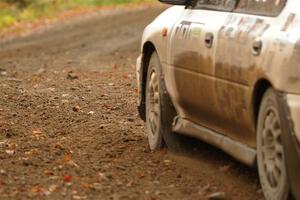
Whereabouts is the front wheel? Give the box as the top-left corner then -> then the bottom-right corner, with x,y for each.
257,88 -> 291,200
145,51 -> 184,151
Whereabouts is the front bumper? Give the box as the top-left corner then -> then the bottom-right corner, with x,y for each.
278,93 -> 300,199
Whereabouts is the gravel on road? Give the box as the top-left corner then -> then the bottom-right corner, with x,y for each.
0,6 -> 264,200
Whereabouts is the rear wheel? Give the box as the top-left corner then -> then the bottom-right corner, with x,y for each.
257,88 -> 291,200
145,51 -> 183,151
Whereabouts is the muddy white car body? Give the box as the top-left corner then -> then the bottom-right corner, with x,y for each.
137,0 -> 300,199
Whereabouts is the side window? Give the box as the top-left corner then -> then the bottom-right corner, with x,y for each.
236,0 -> 287,16
195,0 -> 237,11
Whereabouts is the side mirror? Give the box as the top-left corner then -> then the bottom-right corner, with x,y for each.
158,0 -> 188,6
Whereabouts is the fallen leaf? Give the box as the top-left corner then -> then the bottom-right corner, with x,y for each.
5,150 -> 14,155
73,105 -> 80,112
44,170 -> 54,176
67,71 -> 79,80
29,186 -> 41,196
81,182 -> 94,190
63,175 -> 72,182
49,184 -> 58,192
207,192 -> 227,200
88,111 -> 95,115
98,172 -> 108,182
54,143 -> 64,150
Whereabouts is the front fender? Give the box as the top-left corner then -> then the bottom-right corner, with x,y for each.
140,5 -> 185,63
137,6 -> 185,119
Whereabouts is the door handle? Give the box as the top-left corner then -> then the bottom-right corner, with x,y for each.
252,40 -> 263,56
205,33 -> 214,48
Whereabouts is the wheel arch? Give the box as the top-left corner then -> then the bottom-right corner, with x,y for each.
252,79 -> 273,127
139,41 -> 157,120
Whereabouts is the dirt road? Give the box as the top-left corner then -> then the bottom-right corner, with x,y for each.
0,6 -> 264,200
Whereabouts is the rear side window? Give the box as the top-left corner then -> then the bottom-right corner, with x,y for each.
235,0 -> 287,16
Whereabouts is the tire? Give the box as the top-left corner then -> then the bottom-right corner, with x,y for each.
257,88 -> 291,200
145,51 -> 183,151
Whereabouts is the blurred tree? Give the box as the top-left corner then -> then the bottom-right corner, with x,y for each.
4,0 -> 34,8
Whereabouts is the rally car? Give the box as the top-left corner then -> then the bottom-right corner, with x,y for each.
136,0 -> 300,199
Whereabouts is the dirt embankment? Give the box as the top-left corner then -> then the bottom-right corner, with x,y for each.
0,6 -> 264,200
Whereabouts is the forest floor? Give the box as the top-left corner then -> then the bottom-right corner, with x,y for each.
0,5 -> 264,200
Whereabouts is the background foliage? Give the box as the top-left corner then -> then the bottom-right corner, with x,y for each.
0,0 -> 153,29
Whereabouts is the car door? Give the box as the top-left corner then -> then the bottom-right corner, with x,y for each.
165,0 -> 238,132
213,0 -> 287,147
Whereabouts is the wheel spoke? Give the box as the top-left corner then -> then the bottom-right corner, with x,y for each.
273,129 -> 281,139
273,164 -> 282,183
267,171 -> 274,187
149,111 -> 154,123
262,129 -> 268,142
270,170 -> 278,187
154,91 -> 160,103
274,155 -> 283,169
153,78 -> 159,91
265,114 -> 272,130
269,112 -> 275,125
150,117 -> 157,135
153,105 -> 159,116
150,73 -> 156,85
264,161 -> 271,173
147,70 -> 161,137
275,141 -> 284,154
